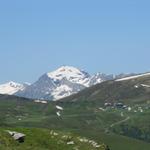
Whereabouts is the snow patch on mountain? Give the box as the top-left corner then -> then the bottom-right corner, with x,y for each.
51,84 -> 73,100
0,81 -> 27,95
116,72 -> 150,81
141,84 -> 150,88
89,73 -> 114,86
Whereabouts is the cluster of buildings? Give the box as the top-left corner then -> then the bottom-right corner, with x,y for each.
104,102 -> 127,109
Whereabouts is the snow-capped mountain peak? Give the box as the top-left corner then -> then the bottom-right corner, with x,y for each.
47,66 -> 90,86
14,66 -> 131,101
0,81 -> 27,95
2,66 -> 149,101
15,66 -> 116,101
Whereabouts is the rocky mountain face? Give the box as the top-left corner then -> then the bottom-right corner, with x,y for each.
15,66 -> 115,100
0,66 -> 140,101
89,73 -> 114,86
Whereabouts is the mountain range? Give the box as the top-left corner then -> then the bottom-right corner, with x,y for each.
0,71 -> 150,150
0,66 -> 138,100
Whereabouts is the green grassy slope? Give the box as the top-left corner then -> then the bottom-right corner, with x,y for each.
0,95 -> 150,150
0,128 -> 107,150
1,75 -> 150,149
59,75 -> 150,105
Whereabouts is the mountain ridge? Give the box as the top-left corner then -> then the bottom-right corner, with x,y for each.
0,66 -> 147,101
15,66 -> 116,100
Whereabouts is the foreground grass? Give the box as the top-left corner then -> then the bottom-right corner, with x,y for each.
0,128 -> 107,150
0,95 -> 150,150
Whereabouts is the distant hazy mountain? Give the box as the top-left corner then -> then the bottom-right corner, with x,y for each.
89,73 -> 114,86
0,81 -> 28,95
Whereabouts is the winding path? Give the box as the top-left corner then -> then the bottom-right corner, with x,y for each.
110,116 -> 130,128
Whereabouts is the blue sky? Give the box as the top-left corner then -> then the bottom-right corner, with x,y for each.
0,0 -> 150,83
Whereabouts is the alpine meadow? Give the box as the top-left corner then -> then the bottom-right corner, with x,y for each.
0,1 -> 150,150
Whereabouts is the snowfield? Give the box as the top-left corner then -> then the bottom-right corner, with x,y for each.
0,81 -> 26,95
116,72 -> 150,81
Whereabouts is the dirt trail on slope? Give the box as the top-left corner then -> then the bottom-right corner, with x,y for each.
110,116 -> 130,128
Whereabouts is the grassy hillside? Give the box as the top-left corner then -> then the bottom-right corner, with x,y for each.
0,128 -> 107,150
59,75 -> 150,105
1,75 -> 150,149
0,95 -> 150,150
